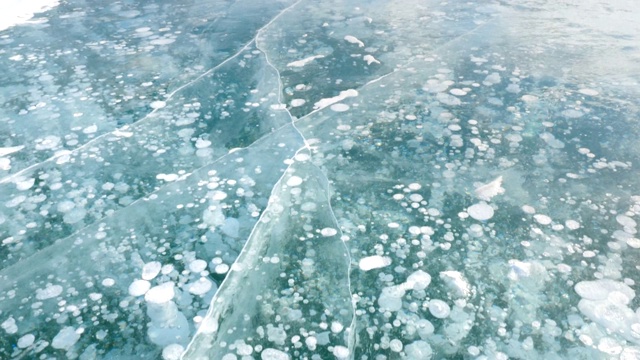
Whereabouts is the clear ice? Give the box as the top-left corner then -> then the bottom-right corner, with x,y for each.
1,0 -> 640,359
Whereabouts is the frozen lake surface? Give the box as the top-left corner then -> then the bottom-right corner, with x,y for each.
1,0 -> 640,359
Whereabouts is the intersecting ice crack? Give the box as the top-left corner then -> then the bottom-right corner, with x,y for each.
0,3 -> 294,186
181,0 -> 358,357
253,3 -> 360,357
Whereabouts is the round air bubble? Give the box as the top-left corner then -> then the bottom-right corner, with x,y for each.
261,348 -> 290,360
1,317 -> 17,334
63,208 -> 86,224
428,299 -> 451,318
189,259 -> 208,273
533,214 -> 552,225
128,280 -> 151,297
291,99 -> 306,107
332,345 -> 350,359
566,220 -> 580,230
145,282 -> 175,304
521,205 -> 535,214
17,334 -> 35,348
142,261 -> 162,280
378,286 -> 405,312
16,178 -> 35,191
211,191 -> 227,201
406,270 -> 431,291
467,202 -> 494,221
162,344 -> 185,360
468,224 -> 483,237
150,101 -> 167,109
331,321 -> 344,333
187,277 -> 213,295
415,319 -> 434,339
389,339 -> 403,352
215,264 -> 230,274
286,176 -> 303,187
616,215 -> 637,228
404,340 -> 432,359
51,327 -> 80,350
330,103 -> 350,112
320,227 -> 338,237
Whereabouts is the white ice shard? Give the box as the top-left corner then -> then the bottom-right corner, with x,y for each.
363,54 -> 380,65
0,145 -> 24,157
359,255 -> 391,271
344,35 -> 364,47
0,0 -> 59,32
439,271 -> 471,298
474,176 -> 504,201
313,89 -> 359,110
287,55 -> 325,67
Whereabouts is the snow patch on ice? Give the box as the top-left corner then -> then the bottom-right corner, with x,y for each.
0,0 -> 59,32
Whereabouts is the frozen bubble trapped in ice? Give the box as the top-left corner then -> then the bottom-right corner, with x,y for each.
467,202 -> 494,221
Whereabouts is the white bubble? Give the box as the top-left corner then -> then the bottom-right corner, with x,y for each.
406,270 -> 431,291
320,227 -> 338,237
63,207 -> 86,224
521,95 -> 538,103
389,339 -> 403,352
358,256 -> 392,271
378,286 -> 405,312
187,277 -> 214,296
215,264 -> 230,274
36,284 -> 63,300
145,282 -> 175,304
331,321 -> 344,333
533,214 -> 552,225
405,340 -> 433,359
51,327 -> 80,350
467,202 -> 494,221
286,176 -> 303,187
15,178 -> 35,191
428,299 -> 451,318
261,348 -> 290,360
616,215 -> 637,228
150,101 -> 167,109
162,344 -> 185,360
189,259 -> 208,273
17,334 -> 35,348
330,103 -> 350,112
565,220 -> 580,230
290,99 -> 306,107
142,261 -> 162,280
332,345 -> 350,359
578,88 -> 599,96
128,280 -> 151,297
